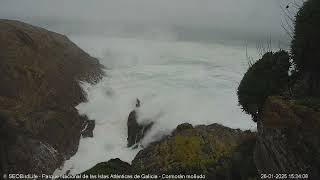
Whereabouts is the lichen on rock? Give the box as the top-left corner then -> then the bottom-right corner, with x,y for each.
132,123 -> 257,179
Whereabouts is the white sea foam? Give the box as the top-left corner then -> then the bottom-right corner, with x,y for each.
54,36 -> 257,175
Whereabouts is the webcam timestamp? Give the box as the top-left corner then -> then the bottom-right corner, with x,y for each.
261,173 -> 309,179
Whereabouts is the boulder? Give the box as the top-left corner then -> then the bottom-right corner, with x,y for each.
0,19 -> 104,174
132,123 -> 257,179
82,158 -> 133,175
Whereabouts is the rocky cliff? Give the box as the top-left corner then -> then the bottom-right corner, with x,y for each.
16,0 -> 318,177
242,0 -> 320,178
254,96 -> 320,179
0,19 -> 104,174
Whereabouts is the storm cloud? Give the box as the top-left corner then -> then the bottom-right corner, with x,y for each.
0,0 -> 300,44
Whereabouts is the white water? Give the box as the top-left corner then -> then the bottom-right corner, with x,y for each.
54,36 -> 257,175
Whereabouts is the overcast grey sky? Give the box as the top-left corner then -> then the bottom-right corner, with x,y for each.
0,0 -> 299,45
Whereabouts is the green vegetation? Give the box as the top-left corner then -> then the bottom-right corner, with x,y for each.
175,123 -> 193,132
145,132 -> 236,174
82,158 -> 133,175
132,124 -> 257,179
237,50 -> 290,120
238,0 -> 320,121
291,0 -> 320,73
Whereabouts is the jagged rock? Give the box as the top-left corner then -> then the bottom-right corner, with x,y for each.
132,123 -> 257,179
0,19 -> 104,174
127,100 -> 153,147
81,120 -> 95,138
254,96 -> 320,179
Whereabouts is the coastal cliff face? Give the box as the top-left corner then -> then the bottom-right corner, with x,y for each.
0,19 -> 104,174
249,0 -> 320,178
254,96 -> 320,178
2,0 -> 318,177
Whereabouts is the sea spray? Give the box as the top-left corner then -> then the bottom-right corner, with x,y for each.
54,36 -> 257,175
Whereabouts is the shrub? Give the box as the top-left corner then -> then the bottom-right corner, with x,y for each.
291,0 -> 320,73
237,51 -> 290,121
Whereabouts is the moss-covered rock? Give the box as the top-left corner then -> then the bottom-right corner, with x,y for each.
174,123 -> 193,133
132,123 -> 257,179
237,50 -> 290,121
82,158 -> 133,175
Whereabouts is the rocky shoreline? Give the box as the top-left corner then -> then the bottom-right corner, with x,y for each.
85,122 -> 257,179
1,0 -> 320,178
0,19 -> 104,175
85,0 -> 320,179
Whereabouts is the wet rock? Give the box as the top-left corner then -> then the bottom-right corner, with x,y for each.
127,99 -> 153,148
127,110 -> 153,148
0,20 -> 104,174
81,120 -> 95,138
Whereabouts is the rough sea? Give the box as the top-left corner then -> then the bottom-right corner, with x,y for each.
54,35 -> 257,175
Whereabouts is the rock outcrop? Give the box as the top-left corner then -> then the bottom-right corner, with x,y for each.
132,123 -> 257,179
127,99 -> 153,147
81,120 -> 96,138
254,96 -> 320,179
82,158 -> 133,175
85,123 -> 257,179
0,19 -> 104,174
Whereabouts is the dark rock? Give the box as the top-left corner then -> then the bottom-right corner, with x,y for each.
254,96 -> 320,179
0,19 -> 104,174
231,137 -> 257,180
127,100 -> 153,147
81,120 -> 95,138
127,110 -> 153,147
290,72 -> 320,97
132,123 -> 257,179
